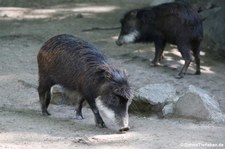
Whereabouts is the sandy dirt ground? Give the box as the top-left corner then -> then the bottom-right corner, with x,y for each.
0,0 -> 225,148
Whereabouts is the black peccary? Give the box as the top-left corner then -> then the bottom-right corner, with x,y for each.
116,2 -> 203,78
37,34 -> 132,131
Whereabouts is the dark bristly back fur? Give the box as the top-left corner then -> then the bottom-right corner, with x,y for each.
38,34 -> 129,99
118,2 -> 203,78
122,2 -> 202,43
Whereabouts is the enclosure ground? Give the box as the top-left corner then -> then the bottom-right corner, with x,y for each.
0,0 -> 224,148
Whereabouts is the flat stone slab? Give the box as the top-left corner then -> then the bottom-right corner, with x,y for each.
136,83 -> 177,105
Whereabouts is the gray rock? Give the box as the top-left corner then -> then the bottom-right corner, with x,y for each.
162,103 -> 174,117
50,84 -> 81,105
136,83 -> 177,105
129,83 -> 178,116
175,85 -> 224,122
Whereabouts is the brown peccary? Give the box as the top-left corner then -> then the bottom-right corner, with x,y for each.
116,2 -> 203,78
37,34 -> 133,131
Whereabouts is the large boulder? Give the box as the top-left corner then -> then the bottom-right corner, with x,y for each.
135,83 -> 177,105
162,103 -> 175,117
175,85 -> 224,122
130,83 -> 178,116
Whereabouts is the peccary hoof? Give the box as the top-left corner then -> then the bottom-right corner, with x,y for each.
195,71 -> 201,75
119,127 -> 129,132
151,61 -> 160,67
42,111 -> 51,116
96,122 -> 106,128
175,73 -> 184,79
75,114 -> 84,120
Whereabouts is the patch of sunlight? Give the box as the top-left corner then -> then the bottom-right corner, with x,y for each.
167,48 -> 215,74
201,66 -> 215,74
0,5 -> 119,20
178,59 -> 185,64
165,56 -> 174,61
133,49 -> 146,53
84,132 -> 136,145
71,6 -> 118,13
0,132 -> 61,143
170,48 -> 181,57
111,35 -> 119,40
200,51 -> 206,56
0,7 -> 27,18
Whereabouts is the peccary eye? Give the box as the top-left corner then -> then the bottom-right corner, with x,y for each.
120,19 -> 124,24
116,95 -> 128,105
122,28 -> 130,34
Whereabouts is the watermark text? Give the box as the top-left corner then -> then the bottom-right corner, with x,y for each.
180,142 -> 224,148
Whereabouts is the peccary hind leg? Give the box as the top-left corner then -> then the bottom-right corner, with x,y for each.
176,46 -> 192,79
38,86 -> 51,116
75,97 -> 85,120
38,78 -> 52,116
192,42 -> 201,75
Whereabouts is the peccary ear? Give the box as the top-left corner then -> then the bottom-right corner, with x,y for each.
123,69 -> 129,77
130,10 -> 138,17
137,10 -> 155,23
104,71 -> 112,80
96,65 -> 128,84
96,65 -> 112,80
114,87 -> 133,101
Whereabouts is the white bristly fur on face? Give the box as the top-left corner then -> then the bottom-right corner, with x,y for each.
95,96 -> 116,121
121,110 -> 129,128
120,30 -> 139,44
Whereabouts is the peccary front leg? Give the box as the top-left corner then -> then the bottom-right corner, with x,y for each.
87,99 -> 106,128
159,52 -> 165,61
93,108 -> 106,128
194,55 -> 200,75
38,85 -> 51,116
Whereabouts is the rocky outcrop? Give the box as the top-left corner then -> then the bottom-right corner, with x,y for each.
135,83 -> 177,105
130,83 -> 178,117
189,0 -> 225,61
132,83 -> 224,122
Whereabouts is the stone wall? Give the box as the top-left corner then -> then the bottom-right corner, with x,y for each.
186,0 -> 225,61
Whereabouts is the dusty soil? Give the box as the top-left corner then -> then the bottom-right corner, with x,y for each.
0,0 -> 225,148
